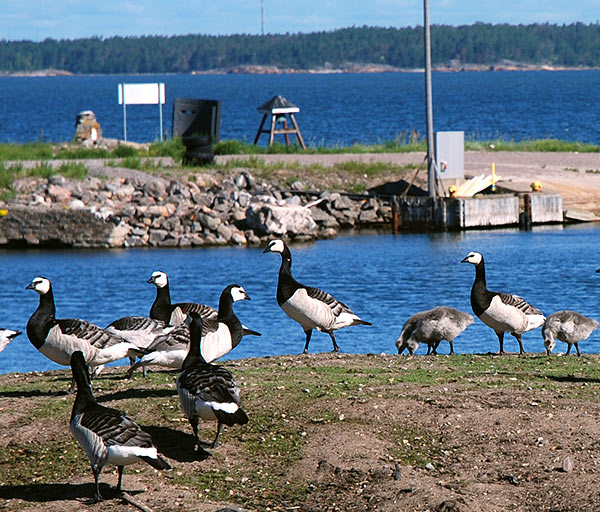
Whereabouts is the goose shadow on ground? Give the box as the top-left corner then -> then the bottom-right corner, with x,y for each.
142,425 -> 210,462
0,482 -> 144,503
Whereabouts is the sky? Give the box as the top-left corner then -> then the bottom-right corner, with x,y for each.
0,0 -> 598,41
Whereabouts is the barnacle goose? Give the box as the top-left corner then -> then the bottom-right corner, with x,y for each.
461,251 -> 545,354
127,284 -> 259,375
0,328 -> 21,353
177,312 -> 248,454
263,239 -> 372,353
26,277 -> 142,373
147,270 -> 260,338
396,306 -> 474,355
147,270 -> 218,325
542,310 -> 599,356
69,351 -> 170,502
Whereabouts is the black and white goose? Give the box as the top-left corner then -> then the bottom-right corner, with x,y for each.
177,312 -> 248,454
461,251 -> 545,354
0,328 -> 21,353
127,284 -> 259,375
263,239 -> 372,353
148,270 -> 218,325
69,351 -> 170,502
26,277 -> 142,371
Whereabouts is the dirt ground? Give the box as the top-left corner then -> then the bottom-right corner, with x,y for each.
2,353 -> 600,512
216,150 -> 600,215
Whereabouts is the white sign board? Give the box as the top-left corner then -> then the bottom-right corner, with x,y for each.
117,83 -> 166,141
118,83 -> 166,105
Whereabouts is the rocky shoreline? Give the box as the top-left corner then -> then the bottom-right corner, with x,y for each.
0,167 -> 394,248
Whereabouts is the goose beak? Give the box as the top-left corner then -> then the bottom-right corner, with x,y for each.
461,256 -> 469,263
146,276 -> 155,283
243,292 -> 251,300
262,246 -> 271,254
596,268 -> 600,273
26,282 -> 34,290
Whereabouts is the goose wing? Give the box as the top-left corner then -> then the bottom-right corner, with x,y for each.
497,293 -> 543,316
80,405 -> 153,448
173,303 -> 218,320
178,365 -> 239,403
305,286 -> 352,318
144,324 -> 190,352
58,318 -> 123,348
107,316 -> 166,333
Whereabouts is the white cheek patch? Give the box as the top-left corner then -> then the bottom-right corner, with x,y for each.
231,287 -> 247,302
269,239 -> 285,253
152,271 -> 168,288
32,277 -> 51,295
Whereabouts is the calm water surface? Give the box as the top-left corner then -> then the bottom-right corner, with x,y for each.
2,225 -> 600,375
0,70 -> 598,145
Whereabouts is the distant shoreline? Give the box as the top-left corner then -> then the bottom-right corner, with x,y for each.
1,62 -> 596,77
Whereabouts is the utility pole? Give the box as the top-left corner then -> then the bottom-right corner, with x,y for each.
423,0 -> 436,198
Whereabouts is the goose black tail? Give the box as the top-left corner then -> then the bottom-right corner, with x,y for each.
215,407 -> 249,427
140,455 -> 171,470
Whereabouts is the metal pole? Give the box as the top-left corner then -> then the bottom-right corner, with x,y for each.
423,0 -> 436,198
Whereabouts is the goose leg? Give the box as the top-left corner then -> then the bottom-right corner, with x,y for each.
116,466 -> 124,494
210,422 -> 223,449
513,333 -> 526,354
327,331 -> 340,352
495,331 -> 505,354
575,343 -> 581,356
425,344 -> 432,355
565,344 -> 572,355
92,465 -> 103,503
431,342 -> 439,355
448,339 -> 455,355
303,330 -> 313,354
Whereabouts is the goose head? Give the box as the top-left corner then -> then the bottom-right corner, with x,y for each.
263,239 -> 286,254
26,276 -> 51,295
230,285 -> 250,302
147,270 -> 168,288
461,251 -> 483,266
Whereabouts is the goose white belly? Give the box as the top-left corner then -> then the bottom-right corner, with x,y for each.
41,326 -> 96,366
479,296 -> 530,334
281,289 -> 335,331
138,349 -> 188,369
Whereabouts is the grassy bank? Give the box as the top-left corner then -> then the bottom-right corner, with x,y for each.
1,353 -> 600,511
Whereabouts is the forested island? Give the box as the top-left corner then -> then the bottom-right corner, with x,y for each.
0,23 -> 598,75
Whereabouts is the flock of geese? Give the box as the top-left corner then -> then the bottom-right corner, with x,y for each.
1,240 -> 599,501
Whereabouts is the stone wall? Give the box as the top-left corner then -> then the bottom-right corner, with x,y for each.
0,171 -> 394,249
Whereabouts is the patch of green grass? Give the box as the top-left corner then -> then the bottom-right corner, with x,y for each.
0,439 -> 85,486
55,162 -> 88,179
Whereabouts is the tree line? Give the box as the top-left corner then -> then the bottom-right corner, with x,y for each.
0,23 -> 598,74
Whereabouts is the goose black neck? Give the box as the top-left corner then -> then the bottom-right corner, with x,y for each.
279,245 -> 293,276
473,259 -> 487,289
182,316 -> 207,370
26,288 -> 57,349
276,245 -> 301,305
150,283 -> 172,322
70,353 -> 95,418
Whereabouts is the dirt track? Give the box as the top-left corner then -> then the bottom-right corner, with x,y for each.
216,151 -> 600,214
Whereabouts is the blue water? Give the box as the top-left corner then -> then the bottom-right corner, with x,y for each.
2,224 -> 600,374
0,70 -> 598,145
